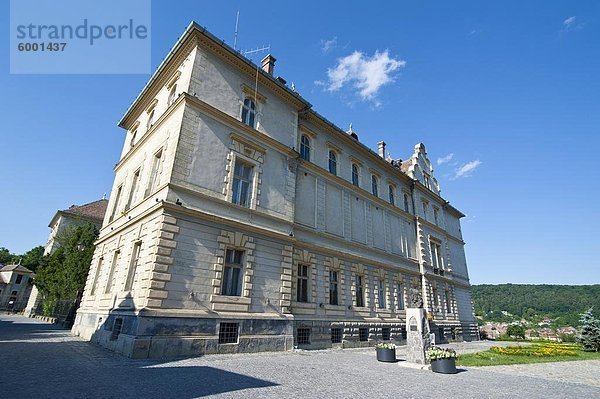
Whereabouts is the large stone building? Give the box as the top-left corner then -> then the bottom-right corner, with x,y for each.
72,22 -> 477,358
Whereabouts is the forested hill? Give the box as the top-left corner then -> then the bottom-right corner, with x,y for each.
472,284 -> 600,326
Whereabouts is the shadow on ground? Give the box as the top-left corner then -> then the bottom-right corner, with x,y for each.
0,315 -> 277,399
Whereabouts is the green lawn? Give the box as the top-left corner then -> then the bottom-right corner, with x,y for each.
457,342 -> 600,367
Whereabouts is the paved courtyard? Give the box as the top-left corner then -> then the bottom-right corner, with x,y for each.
1,314 -> 599,399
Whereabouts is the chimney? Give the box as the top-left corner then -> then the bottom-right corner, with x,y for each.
377,141 -> 386,158
261,54 -> 276,75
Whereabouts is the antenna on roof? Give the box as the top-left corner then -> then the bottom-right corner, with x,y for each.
243,45 -> 271,56
102,192 -> 107,200
233,11 -> 240,51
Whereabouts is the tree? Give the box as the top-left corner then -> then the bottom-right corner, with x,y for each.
34,223 -> 98,315
20,246 -> 45,272
577,308 -> 600,352
506,325 -> 525,339
0,247 -> 15,264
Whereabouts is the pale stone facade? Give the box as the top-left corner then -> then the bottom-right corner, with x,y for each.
72,22 -> 477,358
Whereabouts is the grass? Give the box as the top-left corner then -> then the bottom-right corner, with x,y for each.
457,342 -> 600,367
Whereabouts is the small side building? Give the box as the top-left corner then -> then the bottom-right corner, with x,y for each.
24,198 -> 108,317
0,264 -> 34,311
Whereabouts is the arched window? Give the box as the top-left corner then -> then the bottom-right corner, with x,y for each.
300,135 -> 311,161
328,151 -> 337,175
403,193 -> 410,213
388,185 -> 395,205
371,175 -> 378,197
241,98 -> 256,128
351,164 -> 359,186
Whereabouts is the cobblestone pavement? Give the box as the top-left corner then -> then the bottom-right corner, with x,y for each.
1,314 -> 599,399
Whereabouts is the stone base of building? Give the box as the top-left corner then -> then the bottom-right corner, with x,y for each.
72,309 -> 479,359
72,309 -> 295,359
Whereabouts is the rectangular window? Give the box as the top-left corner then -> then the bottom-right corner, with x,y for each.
109,185 -> 123,222
381,327 -> 391,341
378,280 -> 386,309
15,274 -> 23,284
124,242 -> 142,291
231,160 -> 253,207
422,201 -> 428,220
355,275 -> 364,307
329,270 -> 338,305
430,241 -> 444,274
433,207 -> 439,226
331,327 -> 342,344
124,169 -> 140,211
297,327 -> 311,345
388,185 -> 395,206
445,290 -> 452,313
90,257 -> 103,295
105,251 -> 120,294
111,318 -> 123,340
145,149 -> 163,198
222,249 -> 244,296
359,327 -> 369,342
397,283 -> 404,310
403,193 -> 410,213
433,287 -> 440,308
218,322 -> 239,344
297,264 -> 309,302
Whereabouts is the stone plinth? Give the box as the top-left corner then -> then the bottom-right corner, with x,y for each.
406,307 -> 428,364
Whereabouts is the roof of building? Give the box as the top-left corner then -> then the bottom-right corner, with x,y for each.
0,264 -> 34,274
61,199 -> 108,220
49,199 -> 108,227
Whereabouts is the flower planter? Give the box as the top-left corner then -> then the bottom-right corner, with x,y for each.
430,358 -> 457,374
376,347 -> 396,362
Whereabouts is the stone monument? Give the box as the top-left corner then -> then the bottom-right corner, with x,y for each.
405,288 -> 431,365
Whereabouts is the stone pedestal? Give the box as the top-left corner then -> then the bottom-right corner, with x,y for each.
406,307 -> 429,364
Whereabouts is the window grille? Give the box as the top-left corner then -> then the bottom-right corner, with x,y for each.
219,322 -> 239,344
297,327 -> 311,345
381,327 -> 391,341
331,327 -> 342,344
359,327 -> 369,342
111,318 -> 123,340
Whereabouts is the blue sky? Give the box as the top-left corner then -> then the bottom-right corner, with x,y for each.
1,1 -> 598,285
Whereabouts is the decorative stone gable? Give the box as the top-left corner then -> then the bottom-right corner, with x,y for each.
210,230 -> 255,312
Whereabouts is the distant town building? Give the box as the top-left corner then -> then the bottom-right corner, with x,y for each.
72,22 -> 477,359
24,198 -> 108,317
0,264 -> 34,311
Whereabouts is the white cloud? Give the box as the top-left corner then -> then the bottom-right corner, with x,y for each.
563,16 -> 576,28
323,50 -> 406,103
437,153 -> 454,165
320,37 -> 337,54
452,160 -> 482,179
562,16 -> 584,32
